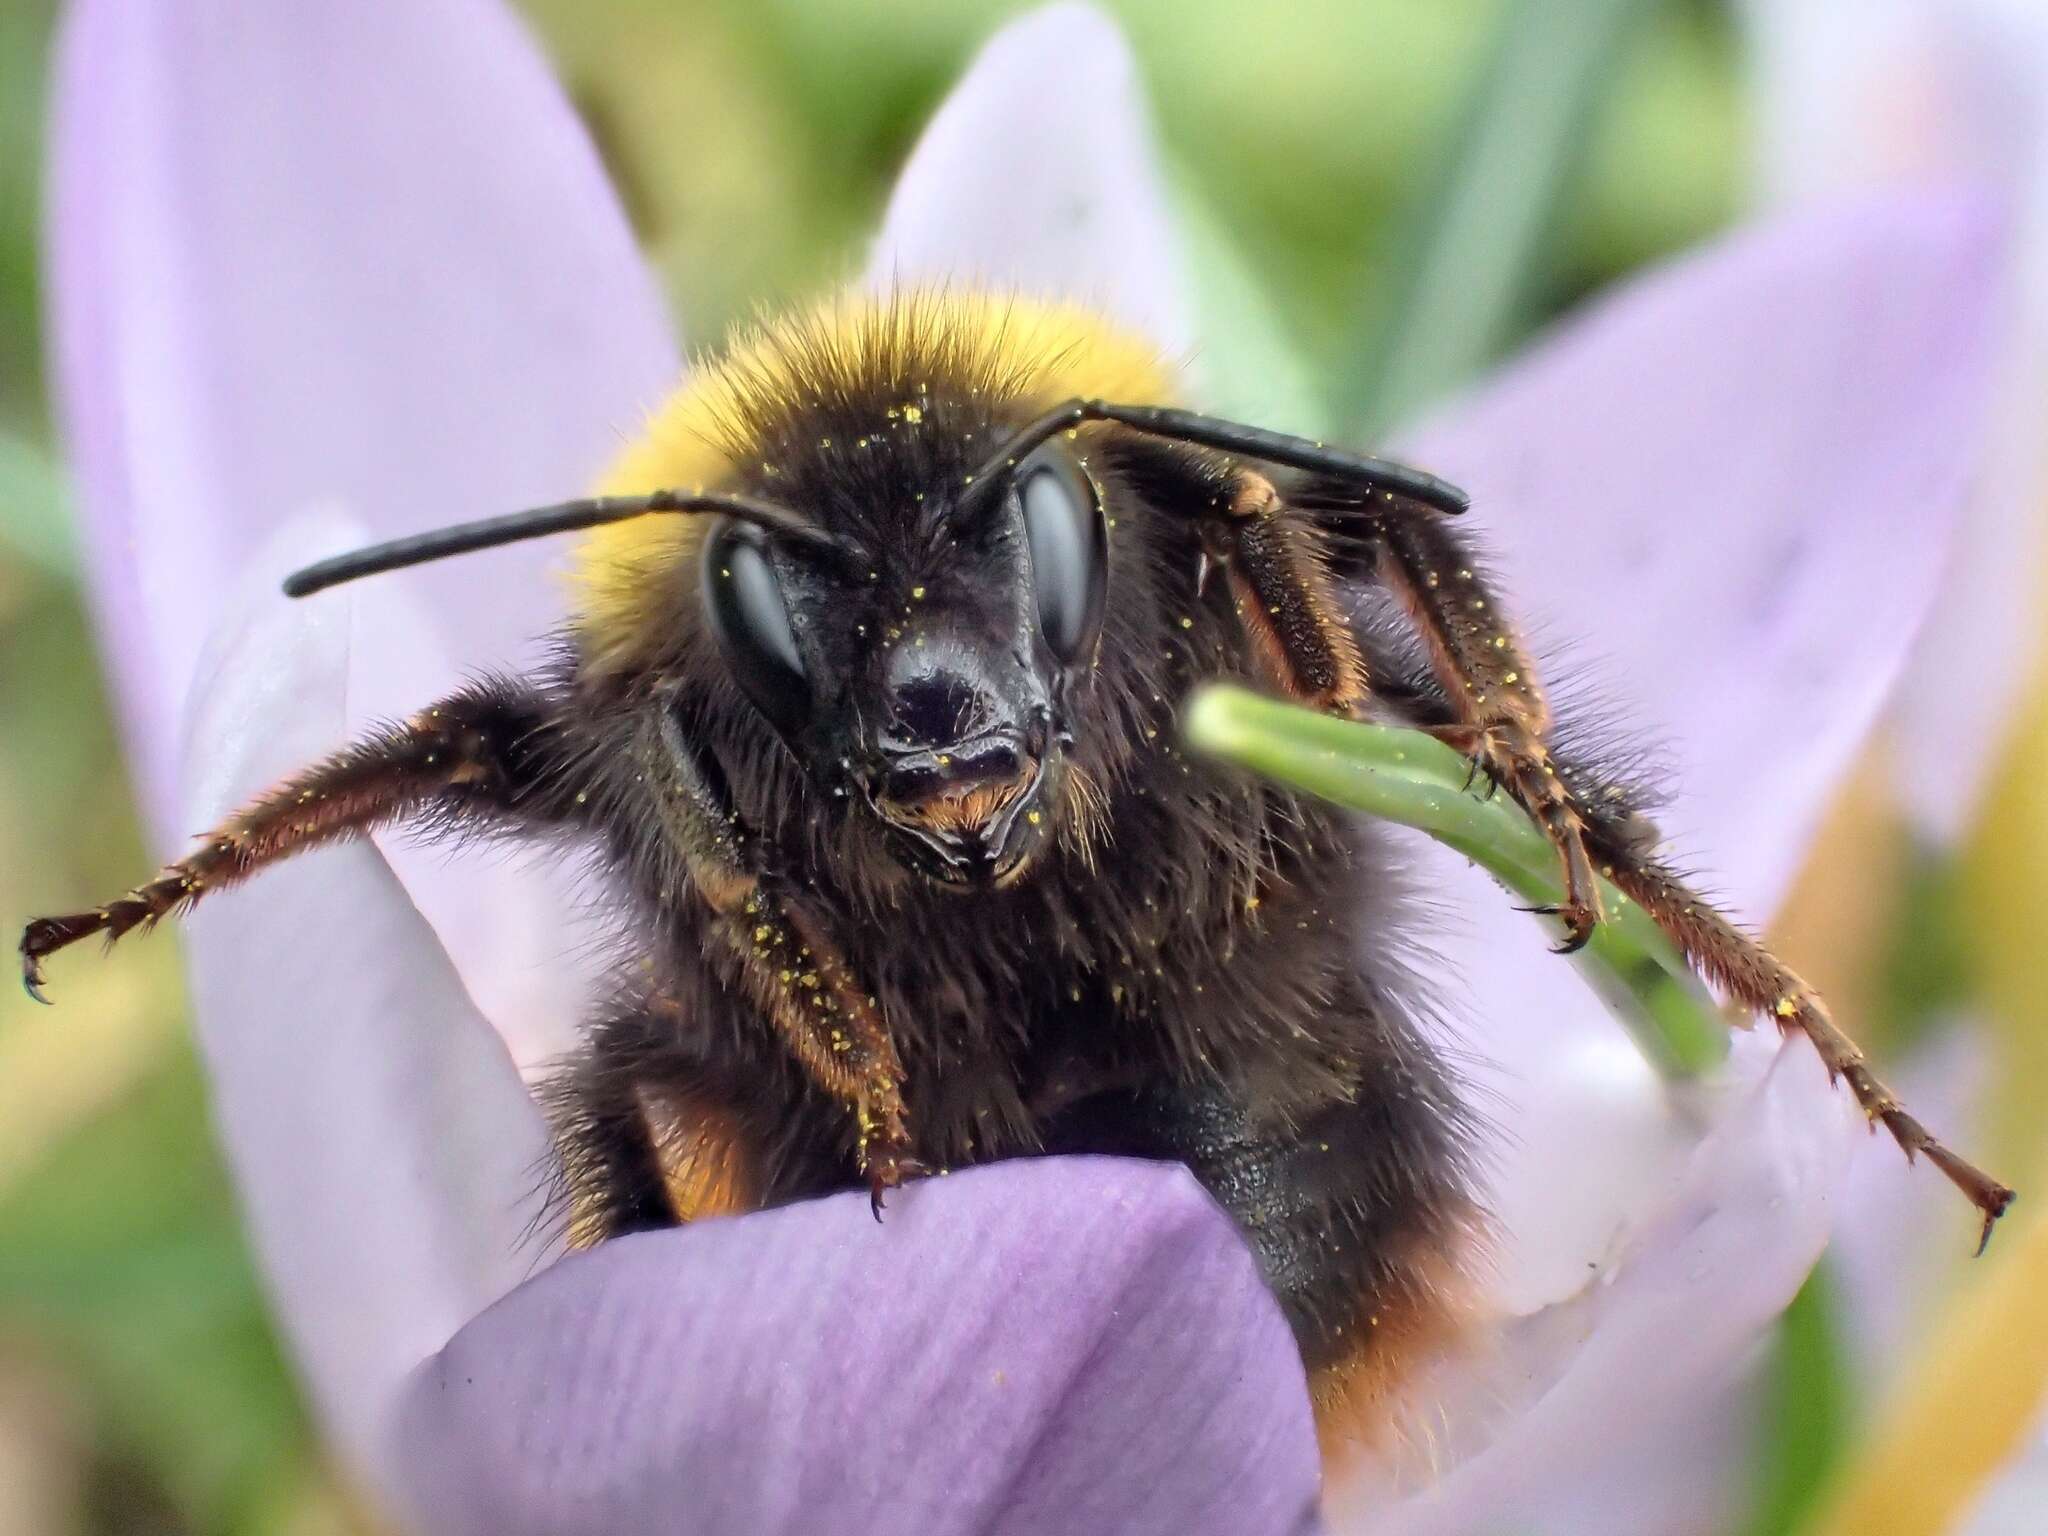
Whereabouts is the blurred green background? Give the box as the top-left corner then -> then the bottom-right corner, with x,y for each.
1,1 -> 2038,1533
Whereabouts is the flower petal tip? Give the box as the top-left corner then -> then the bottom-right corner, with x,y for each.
867,1 -> 1193,354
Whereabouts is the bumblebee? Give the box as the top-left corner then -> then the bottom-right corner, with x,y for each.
20,292 -> 2011,1444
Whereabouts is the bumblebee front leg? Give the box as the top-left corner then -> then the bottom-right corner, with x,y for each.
1361,504 -> 1603,950
647,712 -> 919,1213
1132,449 -> 1371,713
1158,458 -> 1596,948
20,681 -> 566,1000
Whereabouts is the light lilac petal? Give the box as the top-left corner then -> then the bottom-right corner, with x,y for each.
1391,195 -> 1994,1313
1402,192 -> 1995,919
48,0 -> 679,1068
394,1159 -> 1322,1536
1310,192 -> 1998,1531
1332,1039 -> 1862,1536
1742,0 -> 2048,841
181,518 -> 558,1507
865,3 -> 1195,354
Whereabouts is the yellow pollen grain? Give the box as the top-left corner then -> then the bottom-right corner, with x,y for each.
1504,670 -> 1520,684
1026,810 -> 1043,826
911,585 -> 926,600
902,403 -> 924,423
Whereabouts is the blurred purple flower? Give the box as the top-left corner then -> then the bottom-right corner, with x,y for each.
45,0 -> 2001,1532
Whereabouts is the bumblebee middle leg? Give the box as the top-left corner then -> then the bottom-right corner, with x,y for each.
1109,435 -> 1370,714
545,994 -> 833,1246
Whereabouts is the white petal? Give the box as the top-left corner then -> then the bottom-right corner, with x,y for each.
1402,195 -> 1995,920
1334,1039 -> 1861,1536
181,518 -> 558,1506
865,3 -> 1194,355
1382,197 -> 1994,1321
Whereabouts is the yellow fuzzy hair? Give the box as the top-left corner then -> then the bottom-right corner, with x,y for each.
571,290 -> 1178,659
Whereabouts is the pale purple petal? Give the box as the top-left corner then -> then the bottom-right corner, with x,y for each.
1332,1039 -> 1862,1536
394,1159 -> 1322,1536
1317,197 -> 1997,1525
1742,0 -> 2048,840
865,3 -> 1194,354
180,518 -> 559,1508
48,0 -> 679,1068
1403,192 -> 1995,919
1387,194 -> 1994,1314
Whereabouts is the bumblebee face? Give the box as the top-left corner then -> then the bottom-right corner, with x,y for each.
702,438 -> 1109,889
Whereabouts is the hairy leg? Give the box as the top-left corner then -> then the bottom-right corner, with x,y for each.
1213,469 -> 1372,713
21,679 -> 565,999
1578,814 -> 2016,1244
1153,453 -> 2014,1238
1361,502 -> 1604,950
1351,591 -> 2016,1241
644,709 -> 920,1210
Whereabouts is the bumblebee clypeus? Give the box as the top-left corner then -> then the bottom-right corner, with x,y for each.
21,292 -> 2011,1445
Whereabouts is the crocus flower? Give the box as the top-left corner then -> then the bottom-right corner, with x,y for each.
46,1 -> 1999,1532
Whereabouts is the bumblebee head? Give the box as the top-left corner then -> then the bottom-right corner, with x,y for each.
277,293 -> 1466,896
702,436 -> 1106,889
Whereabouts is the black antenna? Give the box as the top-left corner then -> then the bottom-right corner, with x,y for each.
963,398 -> 1472,515
282,491 -> 845,598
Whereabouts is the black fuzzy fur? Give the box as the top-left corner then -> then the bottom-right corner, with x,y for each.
479,312 -> 1480,1376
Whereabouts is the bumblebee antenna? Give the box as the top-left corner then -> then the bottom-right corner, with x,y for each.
282,491 -> 843,598
964,399 -> 1472,515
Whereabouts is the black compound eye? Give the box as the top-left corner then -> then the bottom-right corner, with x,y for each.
1018,444 -> 1109,665
704,519 -> 809,736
